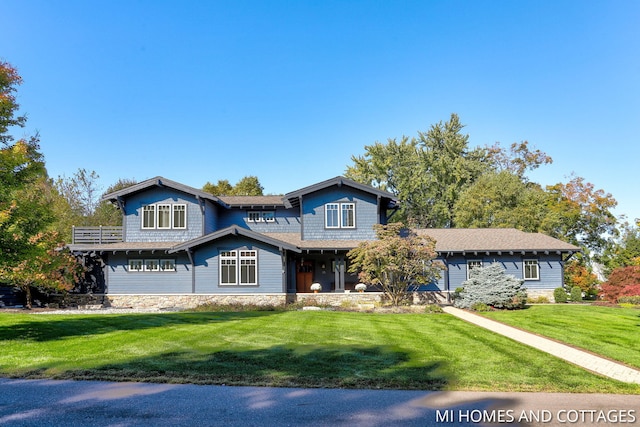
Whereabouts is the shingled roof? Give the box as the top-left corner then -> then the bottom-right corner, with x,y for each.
415,228 -> 579,253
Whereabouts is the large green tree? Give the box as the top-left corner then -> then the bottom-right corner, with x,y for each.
346,114 -> 489,227
453,170 -> 549,231
203,175 -> 264,196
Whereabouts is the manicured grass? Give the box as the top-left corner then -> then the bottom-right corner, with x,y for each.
0,310 -> 638,393
481,304 -> 640,369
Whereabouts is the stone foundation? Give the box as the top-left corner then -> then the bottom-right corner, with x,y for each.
61,291 -> 453,310
526,289 -> 555,303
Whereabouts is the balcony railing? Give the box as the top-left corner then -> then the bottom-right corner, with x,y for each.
72,226 -> 123,244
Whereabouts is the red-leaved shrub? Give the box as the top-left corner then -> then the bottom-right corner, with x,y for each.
600,266 -> 640,302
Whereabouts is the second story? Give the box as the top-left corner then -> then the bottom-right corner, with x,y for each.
87,176 -> 399,245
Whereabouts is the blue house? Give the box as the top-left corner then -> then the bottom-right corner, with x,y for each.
69,176 -> 578,307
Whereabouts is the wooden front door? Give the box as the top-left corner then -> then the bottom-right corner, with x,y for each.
296,261 -> 314,293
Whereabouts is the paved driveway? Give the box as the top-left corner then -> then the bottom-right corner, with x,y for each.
1,378 -> 637,426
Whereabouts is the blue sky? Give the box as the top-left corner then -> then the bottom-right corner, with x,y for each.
2,1 -> 639,222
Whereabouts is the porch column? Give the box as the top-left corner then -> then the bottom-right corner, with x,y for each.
334,257 -> 345,292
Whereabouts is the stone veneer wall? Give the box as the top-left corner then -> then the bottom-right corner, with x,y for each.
61,291 -> 453,310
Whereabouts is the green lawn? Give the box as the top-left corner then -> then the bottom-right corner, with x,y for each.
0,310 -> 638,394
481,304 -> 640,369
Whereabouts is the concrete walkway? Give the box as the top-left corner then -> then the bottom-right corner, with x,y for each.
442,306 -> 640,384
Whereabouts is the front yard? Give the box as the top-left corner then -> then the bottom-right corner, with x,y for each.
0,307 -> 638,394
481,304 -> 640,369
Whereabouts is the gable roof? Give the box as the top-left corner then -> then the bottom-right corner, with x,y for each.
415,228 -> 580,254
102,176 -> 227,206
283,176 -> 399,209
168,226 -> 301,253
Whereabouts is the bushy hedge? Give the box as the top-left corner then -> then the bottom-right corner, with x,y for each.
554,287 -> 568,303
570,286 -> 583,302
454,263 -> 527,310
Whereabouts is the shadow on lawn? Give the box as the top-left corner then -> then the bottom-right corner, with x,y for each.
0,311 -> 279,342
62,345 -> 452,390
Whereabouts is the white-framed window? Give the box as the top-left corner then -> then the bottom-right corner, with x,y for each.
524,259 -> 539,280
157,204 -> 171,229
160,259 -> 176,272
220,250 -> 258,285
248,211 -> 275,223
142,205 -> 156,229
141,203 -> 187,230
325,203 -> 340,228
467,260 -> 483,279
240,250 -> 257,285
145,259 -> 160,272
325,202 -> 355,229
173,204 -> 186,229
220,251 -> 237,285
129,259 -> 144,272
341,203 -> 355,228
128,258 -> 176,272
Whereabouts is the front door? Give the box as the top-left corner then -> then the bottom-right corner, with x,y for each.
296,261 -> 314,293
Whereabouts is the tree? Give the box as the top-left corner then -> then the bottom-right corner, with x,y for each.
0,231 -> 82,308
486,141 -> 553,178
203,176 -> 264,196
54,169 -> 102,218
0,60 -> 82,306
563,256 -> 599,297
92,178 -> 137,226
454,263 -> 527,310
544,175 -> 618,254
346,114 -> 489,227
453,170 -> 549,231
347,222 -> 444,305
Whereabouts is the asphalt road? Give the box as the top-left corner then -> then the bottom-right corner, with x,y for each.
0,378 -> 638,426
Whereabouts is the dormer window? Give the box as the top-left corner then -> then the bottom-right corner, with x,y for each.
141,203 -> 187,229
248,211 -> 275,223
325,202 -> 355,229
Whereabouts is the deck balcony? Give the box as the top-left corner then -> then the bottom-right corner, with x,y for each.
72,226 -> 124,244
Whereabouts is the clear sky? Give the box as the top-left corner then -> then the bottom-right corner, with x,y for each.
2,1 -> 639,222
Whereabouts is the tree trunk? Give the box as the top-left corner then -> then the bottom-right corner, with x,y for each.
24,286 -> 32,309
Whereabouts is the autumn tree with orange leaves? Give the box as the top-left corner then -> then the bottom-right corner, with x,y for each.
0,60 -> 82,308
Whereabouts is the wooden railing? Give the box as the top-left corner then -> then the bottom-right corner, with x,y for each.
72,226 -> 123,244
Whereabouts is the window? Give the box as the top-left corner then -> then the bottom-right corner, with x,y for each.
129,259 -> 144,272
220,251 -> 237,285
220,250 -> 258,285
128,258 -> 176,272
341,203 -> 355,228
157,204 -> 171,229
142,205 -> 156,229
173,205 -> 186,229
325,203 -> 340,228
145,259 -> 160,272
141,203 -> 187,229
325,202 -> 355,229
239,250 -> 257,285
467,260 -> 483,279
248,211 -> 275,223
160,259 -> 176,272
524,259 -> 539,280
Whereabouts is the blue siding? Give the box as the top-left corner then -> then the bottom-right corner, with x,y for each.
218,207 -> 301,233
429,253 -> 566,292
204,200 -> 219,235
193,235 -> 285,293
107,253 -> 192,294
302,187 -> 378,240
124,188 -> 204,242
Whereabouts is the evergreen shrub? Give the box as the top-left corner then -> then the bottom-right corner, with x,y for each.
570,286 -> 583,302
554,287 -> 568,303
454,263 -> 527,310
